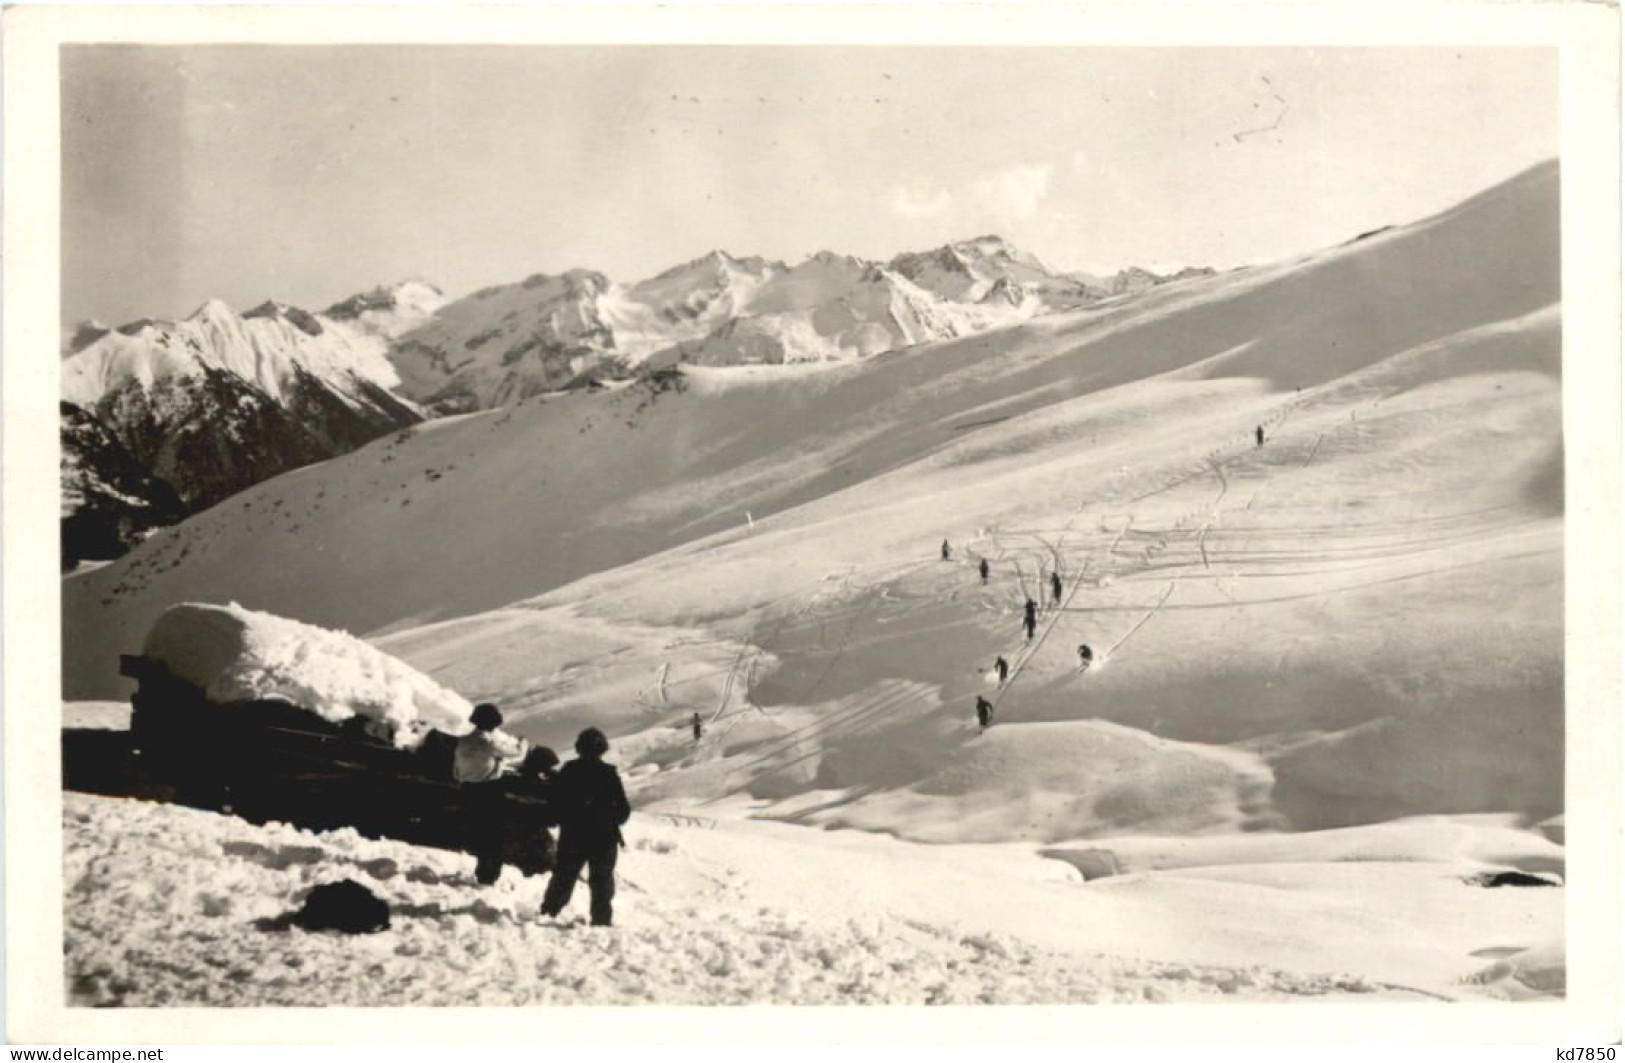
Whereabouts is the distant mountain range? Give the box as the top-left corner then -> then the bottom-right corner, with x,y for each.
59,283 -> 441,565
386,238 -> 1210,413
58,240 -> 1211,565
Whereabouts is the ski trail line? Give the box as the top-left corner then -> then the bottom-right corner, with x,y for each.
995,518 -> 1121,706
702,680 -> 923,795
1103,580 -> 1178,661
1301,431 -> 1326,468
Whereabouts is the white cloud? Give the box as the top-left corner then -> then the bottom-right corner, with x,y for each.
973,162 -> 1054,221
892,161 -> 1056,225
891,180 -> 954,219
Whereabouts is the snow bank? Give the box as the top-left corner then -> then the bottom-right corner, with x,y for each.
62,792 -> 1404,1006
797,719 -> 1279,843
141,602 -> 474,747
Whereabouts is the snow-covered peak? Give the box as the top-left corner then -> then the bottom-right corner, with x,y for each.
888,236 -> 1063,305
560,269 -> 612,297
638,250 -> 784,288
325,280 -> 445,319
802,250 -> 871,270
63,319 -> 111,358
1064,264 -> 1217,297
62,295 -> 407,409
244,300 -> 326,337
979,275 -> 1027,308
189,298 -> 238,325
958,234 -> 1048,272
323,280 -> 447,341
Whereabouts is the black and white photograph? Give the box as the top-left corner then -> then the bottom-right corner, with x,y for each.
4,0 -> 1621,1045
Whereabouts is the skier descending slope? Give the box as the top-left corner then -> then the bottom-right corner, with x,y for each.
975,696 -> 994,730
691,712 -> 703,742
994,655 -> 1010,685
1077,643 -> 1094,672
1023,597 -> 1038,641
541,728 -> 632,928
979,558 -> 990,584
1256,425 -> 1265,447
1051,571 -> 1063,605
941,539 -> 952,562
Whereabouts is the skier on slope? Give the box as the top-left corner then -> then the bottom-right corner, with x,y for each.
1051,571 -> 1063,605
994,655 -> 1010,685
1255,425 -> 1265,447
691,712 -> 703,742
1077,644 -> 1094,671
452,703 -> 528,886
1024,612 -> 1037,641
540,727 -> 632,928
979,558 -> 990,584
976,696 -> 994,730
941,539 -> 952,562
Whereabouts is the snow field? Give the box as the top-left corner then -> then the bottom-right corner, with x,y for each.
63,792 -> 1399,1006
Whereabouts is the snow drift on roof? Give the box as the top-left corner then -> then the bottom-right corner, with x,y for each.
141,602 -> 474,748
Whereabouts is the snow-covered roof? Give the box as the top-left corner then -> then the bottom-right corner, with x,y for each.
141,602 -> 474,748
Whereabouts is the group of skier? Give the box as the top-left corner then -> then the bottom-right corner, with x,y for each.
442,422 -> 1271,922
452,704 -> 631,928
944,541 -> 1093,732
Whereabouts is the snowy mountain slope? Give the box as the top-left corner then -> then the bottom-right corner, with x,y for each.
385,269 -> 631,412
60,161 -> 1564,1004
59,402 -> 187,565
320,279 -> 448,341
62,790 -> 1557,1005
1068,264 -> 1219,298
62,295 -> 417,412
63,160 -> 1557,701
377,239 -> 1184,410
59,290 -> 433,564
662,264 -> 1012,367
628,250 -> 786,334
379,251 -> 972,408
890,234 -> 1098,309
62,319 -> 112,358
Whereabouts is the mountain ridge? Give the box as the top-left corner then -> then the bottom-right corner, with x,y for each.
60,238 -> 1211,560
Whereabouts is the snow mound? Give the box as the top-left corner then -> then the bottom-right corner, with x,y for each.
808,719 -> 1280,843
141,602 -> 473,747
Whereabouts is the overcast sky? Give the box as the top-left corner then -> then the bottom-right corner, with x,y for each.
62,46 -> 1556,326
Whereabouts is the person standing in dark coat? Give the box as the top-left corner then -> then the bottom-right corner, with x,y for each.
1255,425 -> 1265,447
691,712 -> 703,742
1023,596 -> 1038,640
979,558 -> 990,584
540,727 -> 631,927
941,539 -> 952,562
503,746 -> 560,878
1051,571 -> 1063,605
975,696 -> 994,730
994,655 -> 1009,684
